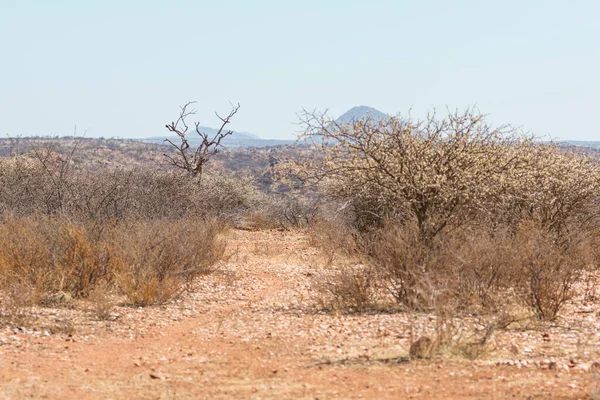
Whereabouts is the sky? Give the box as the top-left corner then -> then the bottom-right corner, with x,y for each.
1,1 -> 599,140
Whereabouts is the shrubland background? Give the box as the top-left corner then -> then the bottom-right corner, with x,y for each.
1,110 -> 599,359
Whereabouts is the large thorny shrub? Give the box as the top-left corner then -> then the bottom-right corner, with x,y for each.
289,109 -> 600,320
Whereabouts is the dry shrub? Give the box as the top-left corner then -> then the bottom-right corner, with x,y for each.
0,216 -> 226,310
54,225 -> 115,298
198,174 -> 263,224
0,143 -> 247,320
301,215 -> 591,322
314,264 -> 377,313
0,156 -> 264,225
0,218 -> 51,304
0,217 -> 118,300
363,220 -> 590,320
365,222 -> 455,311
309,217 -> 378,313
308,210 -> 593,323
449,227 -> 513,311
0,280 -> 35,327
257,195 -> 321,230
114,219 -> 226,306
240,194 -> 323,231
307,218 -> 359,266
88,281 -> 116,320
509,222 -> 588,320
0,153 -> 244,312
117,274 -> 182,307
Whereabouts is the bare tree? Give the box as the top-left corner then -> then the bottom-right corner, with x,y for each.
163,101 -> 240,180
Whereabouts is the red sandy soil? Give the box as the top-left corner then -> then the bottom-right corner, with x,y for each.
1,230 -> 598,399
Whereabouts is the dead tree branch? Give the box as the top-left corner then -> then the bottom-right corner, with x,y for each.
163,101 -> 240,180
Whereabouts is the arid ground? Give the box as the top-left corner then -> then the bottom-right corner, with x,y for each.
1,229 -> 599,399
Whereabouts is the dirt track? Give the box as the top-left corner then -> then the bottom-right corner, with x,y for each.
0,230 -> 598,399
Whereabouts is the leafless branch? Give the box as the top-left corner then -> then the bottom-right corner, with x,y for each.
163,102 -> 240,180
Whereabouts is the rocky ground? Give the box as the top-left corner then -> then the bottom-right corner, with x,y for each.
1,229 -> 599,399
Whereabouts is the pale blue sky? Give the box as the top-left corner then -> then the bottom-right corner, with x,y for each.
1,1 -> 598,140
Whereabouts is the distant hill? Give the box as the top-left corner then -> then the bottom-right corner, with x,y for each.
142,126 -> 295,148
558,140 -> 600,149
335,106 -> 390,125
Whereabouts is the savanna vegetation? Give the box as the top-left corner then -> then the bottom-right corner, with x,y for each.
1,106 -> 599,362
278,108 -> 600,357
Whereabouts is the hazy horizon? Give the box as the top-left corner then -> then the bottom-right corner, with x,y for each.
2,1 -> 599,141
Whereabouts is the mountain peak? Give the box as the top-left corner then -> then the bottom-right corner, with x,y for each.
335,106 -> 389,125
